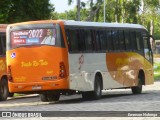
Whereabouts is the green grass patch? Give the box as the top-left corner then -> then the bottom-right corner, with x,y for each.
154,62 -> 160,80
13,93 -> 25,97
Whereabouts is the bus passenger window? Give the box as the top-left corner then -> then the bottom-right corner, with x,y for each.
1,35 -> 6,55
130,31 -> 137,50
124,31 -> 131,50
118,30 -> 125,50
84,29 -> 92,51
67,29 -> 79,52
136,31 -> 143,50
112,30 -> 120,51
106,30 -> 113,51
99,30 -> 107,51
95,31 -> 101,51
0,35 -> 3,55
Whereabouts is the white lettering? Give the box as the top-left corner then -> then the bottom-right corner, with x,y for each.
13,31 -> 28,36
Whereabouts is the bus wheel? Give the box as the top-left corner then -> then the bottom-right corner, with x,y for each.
82,75 -> 102,100
40,94 -> 49,102
131,75 -> 142,94
47,94 -> 60,102
92,75 -> 102,99
0,78 -> 9,101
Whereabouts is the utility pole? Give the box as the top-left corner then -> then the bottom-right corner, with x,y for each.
77,0 -> 81,21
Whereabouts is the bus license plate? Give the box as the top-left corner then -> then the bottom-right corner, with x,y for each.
32,86 -> 42,90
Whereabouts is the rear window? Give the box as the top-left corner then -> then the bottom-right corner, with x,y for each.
11,28 -> 56,48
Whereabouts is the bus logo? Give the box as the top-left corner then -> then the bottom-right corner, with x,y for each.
11,53 -> 16,58
78,55 -> 84,70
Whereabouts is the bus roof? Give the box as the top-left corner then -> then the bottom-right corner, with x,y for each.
7,20 -> 146,30
63,20 -> 146,30
0,24 -> 7,32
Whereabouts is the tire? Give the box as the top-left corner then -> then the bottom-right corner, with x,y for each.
92,75 -> 102,99
131,76 -> 142,94
40,94 -> 49,102
82,75 -> 102,100
47,94 -> 60,102
0,78 -> 9,101
40,93 -> 60,102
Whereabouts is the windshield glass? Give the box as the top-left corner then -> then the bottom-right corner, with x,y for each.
11,28 -> 56,48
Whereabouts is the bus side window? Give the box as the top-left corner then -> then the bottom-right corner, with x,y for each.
0,35 -> 3,55
118,30 -> 125,51
95,31 -> 101,51
78,29 -> 86,52
124,31 -> 131,50
66,29 -> 79,52
106,30 -> 113,51
91,30 -> 97,52
112,30 -> 119,51
1,35 -> 6,55
136,31 -> 143,50
96,30 -> 107,52
83,29 -> 92,52
65,29 -> 71,51
130,31 -> 137,50
97,30 -> 107,51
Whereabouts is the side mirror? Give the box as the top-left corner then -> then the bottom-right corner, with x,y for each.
149,35 -> 156,52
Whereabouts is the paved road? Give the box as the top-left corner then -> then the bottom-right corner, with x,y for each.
0,81 -> 160,119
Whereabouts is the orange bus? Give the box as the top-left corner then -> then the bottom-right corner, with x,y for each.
6,20 -> 154,102
0,24 -> 13,101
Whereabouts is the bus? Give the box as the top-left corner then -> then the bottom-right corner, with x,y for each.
6,20 -> 154,102
0,24 -> 13,101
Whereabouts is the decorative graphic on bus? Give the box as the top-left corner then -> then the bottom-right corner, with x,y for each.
11,52 -> 16,58
11,28 -> 56,48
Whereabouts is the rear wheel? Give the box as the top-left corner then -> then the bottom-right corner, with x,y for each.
131,75 -> 142,94
0,78 -> 9,101
82,75 -> 102,100
47,94 -> 60,101
40,94 -> 49,102
40,93 -> 60,102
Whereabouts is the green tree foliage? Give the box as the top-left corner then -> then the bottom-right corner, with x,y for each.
61,0 -> 160,39
0,0 -> 54,23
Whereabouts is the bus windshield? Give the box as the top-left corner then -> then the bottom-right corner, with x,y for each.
11,28 -> 56,48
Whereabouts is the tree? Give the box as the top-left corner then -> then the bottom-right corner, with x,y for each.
0,0 -> 54,23
0,0 -> 12,23
68,0 -> 81,21
139,0 -> 160,39
86,0 -> 103,21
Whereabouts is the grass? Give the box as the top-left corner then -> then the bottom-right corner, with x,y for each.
154,62 -> 160,80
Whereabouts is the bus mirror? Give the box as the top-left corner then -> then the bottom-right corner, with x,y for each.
149,35 -> 155,53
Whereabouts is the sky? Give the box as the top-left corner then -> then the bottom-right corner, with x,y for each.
50,0 -> 88,13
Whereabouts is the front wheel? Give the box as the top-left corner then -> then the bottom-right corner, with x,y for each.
0,78 -> 9,101
131,76 -> 142,94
